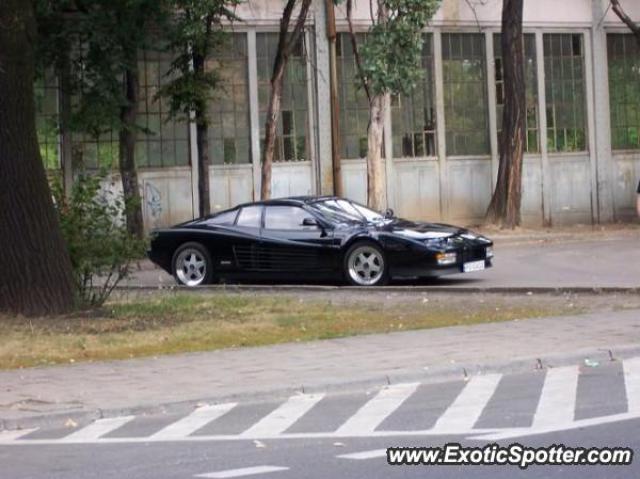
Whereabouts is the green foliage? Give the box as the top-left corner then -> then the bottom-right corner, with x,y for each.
338,0 -> 441,97
52,172 -> 147,308
159,0 -> 242,123
35,0 -> 172,139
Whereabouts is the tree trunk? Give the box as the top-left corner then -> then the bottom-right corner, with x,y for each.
366,94 -> 387,211
485,0 -> 526,229
326,0 -> 342,197
0,0 -> 75,316
261,60 -> 286,200
193,52 -> 211,217
119,59 -> 145,239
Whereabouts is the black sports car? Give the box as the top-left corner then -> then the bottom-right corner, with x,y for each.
148,196 -> 493,287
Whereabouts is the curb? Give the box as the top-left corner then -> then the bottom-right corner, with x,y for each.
114,284 -> 640,295
3,343 -> 640,433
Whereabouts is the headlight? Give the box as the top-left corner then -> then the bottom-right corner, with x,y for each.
436,252 -> 457,265
486,246 -> 494,259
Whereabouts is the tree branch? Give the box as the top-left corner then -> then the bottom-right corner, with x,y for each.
285,0 -> 313,56
611,0 -> 640,46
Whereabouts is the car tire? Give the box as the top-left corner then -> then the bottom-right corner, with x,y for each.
172,242 -> 213,287
343,241 -> 388,286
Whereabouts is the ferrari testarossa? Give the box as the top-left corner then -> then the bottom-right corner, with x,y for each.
148,196 -> 493,287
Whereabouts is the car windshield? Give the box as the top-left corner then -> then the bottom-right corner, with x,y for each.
309,199 -> 386,225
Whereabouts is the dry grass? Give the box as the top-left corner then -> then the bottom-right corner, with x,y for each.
0,293 -> 578,369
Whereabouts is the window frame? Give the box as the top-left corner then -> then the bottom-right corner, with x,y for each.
606,32 -> 640,152
441,31 -> 492,158
542,32 -> 589,154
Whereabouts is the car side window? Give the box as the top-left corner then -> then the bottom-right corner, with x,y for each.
206,209 -> 238,226
264,206 -> 316,230
236,206 -> 263,228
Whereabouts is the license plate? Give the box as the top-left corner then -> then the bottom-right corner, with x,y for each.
463,260 -> 485,273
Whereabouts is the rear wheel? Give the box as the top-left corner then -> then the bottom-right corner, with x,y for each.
172,242 -> 212,287
344,242 -> 388,286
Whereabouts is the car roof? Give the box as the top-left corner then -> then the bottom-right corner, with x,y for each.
224,196 -> 339,210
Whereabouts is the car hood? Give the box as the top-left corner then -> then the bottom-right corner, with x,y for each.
378,218 -> 484,241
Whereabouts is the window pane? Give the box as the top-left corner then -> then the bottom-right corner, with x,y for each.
34,71 -> 61,170
209,34 -> 252,165
494,33 -> 539,153
257,32 -> 309,162
392,34 -> 437,158
337,33 -> 370,159
135,50 -> 191,167
608,34 -> 640,150
442,33 -> 490,156
236,206 -> 262,228
543,33 -> 587,152
264,206 -> 314,230
207,209 -> 238,225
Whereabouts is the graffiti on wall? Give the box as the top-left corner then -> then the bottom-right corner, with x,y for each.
145,181 -> 163,220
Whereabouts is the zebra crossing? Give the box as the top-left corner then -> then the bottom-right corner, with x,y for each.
1,356 -> 639,446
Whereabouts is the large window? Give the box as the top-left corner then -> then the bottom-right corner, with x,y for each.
257,33 -> 309,162
608,34 -> 640,150
392,34 -> 436,158
543,33 -> 587,153
70,132 -> 119,170
34,71 -> 60,170
208,34 -> 251,165
442,33 -> 490,156
264,206 -> 314,230
71,51 -> 190,169
336,33 -> 369,159
136,50 -> 190,167
494,33 -> 539,153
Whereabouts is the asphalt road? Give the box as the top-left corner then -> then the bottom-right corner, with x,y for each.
128,237 -> 640,289
3,358 -> 639,478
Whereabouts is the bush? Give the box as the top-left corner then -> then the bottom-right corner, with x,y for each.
52,171 -> 146,308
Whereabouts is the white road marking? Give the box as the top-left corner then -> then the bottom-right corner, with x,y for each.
432,374 -> 502,433
532,366 -> 578,429
624,357 -> 640,414
59,416 -> 135,442
0,428 -> 38,441
151,403 -> 237,440
469,410 -> 640,441
195,466 -> 289,478
337,449 -> 387,460
335,383 -> 419,436
240,393 -> 325,437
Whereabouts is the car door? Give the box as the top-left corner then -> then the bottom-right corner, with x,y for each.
259,205 -> 339,272
230,205 -> 263,271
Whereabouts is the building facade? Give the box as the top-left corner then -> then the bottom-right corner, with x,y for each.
35,0 -> 640,229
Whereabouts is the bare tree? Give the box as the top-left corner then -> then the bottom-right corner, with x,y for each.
485,0 -> 526,228
261,0 -> 313,200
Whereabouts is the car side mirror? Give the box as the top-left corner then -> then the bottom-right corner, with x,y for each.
302,217 -> 318,227
384,208 -> 395,219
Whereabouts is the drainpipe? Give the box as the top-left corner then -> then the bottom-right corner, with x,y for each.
326,0 -> 342,197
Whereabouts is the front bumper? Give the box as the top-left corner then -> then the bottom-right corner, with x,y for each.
392,258 -> 493,278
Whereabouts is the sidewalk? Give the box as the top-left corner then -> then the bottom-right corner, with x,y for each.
1,308 -> 639,431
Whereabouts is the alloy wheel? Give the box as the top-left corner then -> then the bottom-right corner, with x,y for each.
175,248 -> 207,286
347,245 -> 385,286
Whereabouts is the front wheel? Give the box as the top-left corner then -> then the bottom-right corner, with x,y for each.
172,242 -> 212,287
344,242 -> 388,286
